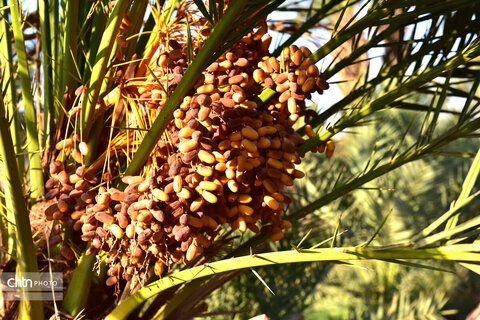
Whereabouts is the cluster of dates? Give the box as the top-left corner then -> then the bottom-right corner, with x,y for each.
45,20 -> 331,286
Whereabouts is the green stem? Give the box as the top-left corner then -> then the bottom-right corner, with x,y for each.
82,0 -> 132,139
124,0 -> 247,176
0,177 -> 16,258
415,215 -> 480,248
412,192 -> 479,242
82,2 -> 107,83
9,0 -> 44,200
107,244 -> 480,320
59,0 -> 79,97
445,145 -> 480,230
49,0 -> 58,71
0,0 -> 24,180
38,0 -> 55,147
50,0 -> 59,110
74,0 -> 92,77
0,193 -> 8,259
62,253 -> 97,316
0,87 -> 44,319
